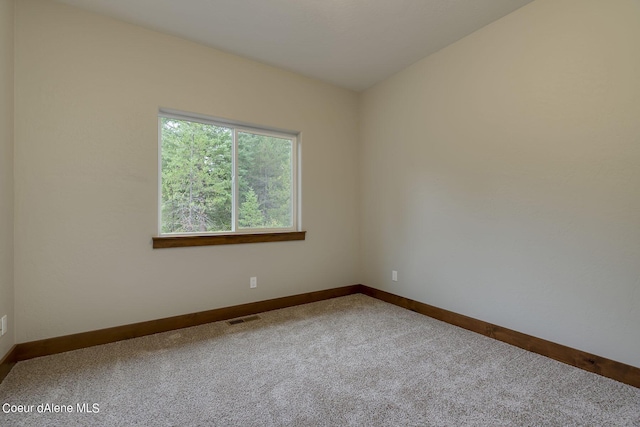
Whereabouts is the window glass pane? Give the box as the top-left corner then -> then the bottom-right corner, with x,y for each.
237,131 -> 293,229
161,118 -> 232,233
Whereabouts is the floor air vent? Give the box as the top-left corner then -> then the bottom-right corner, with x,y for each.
227,315 -> 261,325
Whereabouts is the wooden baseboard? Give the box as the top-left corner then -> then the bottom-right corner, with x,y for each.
0,345 -> 17,384
359,285 -> 640,389
13,285 -> 361,362
4,283 -> 638,389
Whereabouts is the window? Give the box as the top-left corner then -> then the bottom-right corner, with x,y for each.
155,110 -> 303,248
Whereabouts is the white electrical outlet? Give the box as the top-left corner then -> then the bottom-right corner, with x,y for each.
1,315 -> 6,336
392,270 -> 398,282
250,277 -> 257,288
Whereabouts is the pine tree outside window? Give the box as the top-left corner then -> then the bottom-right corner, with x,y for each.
158,110 -> 298,237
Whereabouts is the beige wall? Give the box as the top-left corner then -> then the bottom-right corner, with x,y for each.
0,0 -> 14,359
14,0 -> 359,342
360,0 -> 640,367
9,0 -> 640,370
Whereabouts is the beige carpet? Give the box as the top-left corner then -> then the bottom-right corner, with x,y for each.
1,294 -> 639,426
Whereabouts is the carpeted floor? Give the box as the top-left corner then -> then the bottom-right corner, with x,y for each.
0,294 -> 638,426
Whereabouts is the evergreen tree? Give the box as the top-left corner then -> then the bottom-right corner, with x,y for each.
161,118 -> 293,233
161,118 -> 232,233
239,188 -> 263,228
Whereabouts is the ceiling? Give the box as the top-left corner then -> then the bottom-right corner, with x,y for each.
54,0 -> 534,91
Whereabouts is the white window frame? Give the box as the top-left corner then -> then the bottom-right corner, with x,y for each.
158,108 -> 300,237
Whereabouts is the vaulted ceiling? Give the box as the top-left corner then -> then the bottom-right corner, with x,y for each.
54,0 -> 534,91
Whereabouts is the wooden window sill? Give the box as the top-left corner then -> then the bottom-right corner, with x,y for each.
153,231 -> 306,249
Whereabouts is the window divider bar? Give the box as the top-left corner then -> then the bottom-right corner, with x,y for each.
232,128 -> 239,232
